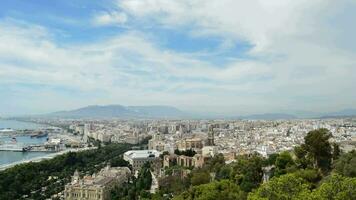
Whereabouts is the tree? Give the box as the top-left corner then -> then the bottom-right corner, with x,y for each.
303,128 -> 332,172
174,149 -> 196,157
205,153 -> 225,173
274,151 -> 296,176
173,180 -> 246,200
0,143 -> 132,200
248,174 -> 311,200
160,151 -> 170,159
265,153 -> 279,166
136,162 -> 152,190
294,145 -> 313,169
332,143 -> 341,161
293,169 -> 322,189
231,154 -> 264,192
191,170 -> 211,186
159,175 -> 189,195
311,174 -> 356,200
333,150 -> 356,177
215,165 -> 232,180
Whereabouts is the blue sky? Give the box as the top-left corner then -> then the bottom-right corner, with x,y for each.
0,0 -> 356,116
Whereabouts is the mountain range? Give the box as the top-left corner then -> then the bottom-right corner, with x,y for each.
319,108 -> 356,119
46,105 -> 186,119
40,105 -> 356,120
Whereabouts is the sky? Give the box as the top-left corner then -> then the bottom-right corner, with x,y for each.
0,0 -> 355,116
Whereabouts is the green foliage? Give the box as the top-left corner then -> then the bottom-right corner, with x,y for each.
136,162 -> 153,190
159,175 -> 190,195
312,174 -> 356,200
0,143 -> 131,200
164,165 -> 184,176
204,153 -> 225,173
111,162 -> 153,200
173,180 -> 246,200
293,169 -> 322,188
231,154 -> 264,192
159,151 -> 170,159
265,153 -> 279,166
303,128 -> 332,172
332,143 -> 341,161
191,169 -> 211,186
174,149 -> 196,157
294,145 -> 313,169
274,151 -> 296,176
333,150 -> 356,177
215,164 -> 232,180
248,174 -> 312,200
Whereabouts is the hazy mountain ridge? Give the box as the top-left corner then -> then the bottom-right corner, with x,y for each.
47,105 -> 186,119
42,106 -> 356,120
240,113 -> 297,120
319,108 -> 356,119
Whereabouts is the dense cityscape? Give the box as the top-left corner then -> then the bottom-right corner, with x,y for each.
0,116 -> 355,199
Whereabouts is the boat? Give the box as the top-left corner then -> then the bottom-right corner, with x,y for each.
0,128 -> 15,133
30,132 -> 48,138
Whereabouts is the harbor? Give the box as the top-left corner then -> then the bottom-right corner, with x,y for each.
0,119 -> 91,168
0,142 -> 62,152
0,119 -> 63,166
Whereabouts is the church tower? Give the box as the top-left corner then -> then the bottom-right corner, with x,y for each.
72,170 -> 80,184
207,125 -> 215,146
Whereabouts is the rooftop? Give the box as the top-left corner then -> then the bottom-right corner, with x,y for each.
124,150 -> 161,159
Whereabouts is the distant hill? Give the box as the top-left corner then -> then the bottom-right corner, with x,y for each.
46,105 -> 186,119
240,113 -> 297,120
40,106 -> 356,120
320,108 -> 356,119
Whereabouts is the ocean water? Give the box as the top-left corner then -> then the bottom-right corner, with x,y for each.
0,119 -> 46,130
0,151 -> 50,165
0,120 -> 51,166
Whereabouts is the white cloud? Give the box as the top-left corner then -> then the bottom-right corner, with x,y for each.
118,0 -> 328,52
92,11 -> 127,26
1,0 -> 356,114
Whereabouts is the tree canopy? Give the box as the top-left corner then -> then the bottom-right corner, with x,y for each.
174,180 -> 246,200
303,128 -> 332,172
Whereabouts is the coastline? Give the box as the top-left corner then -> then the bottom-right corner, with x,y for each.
0,147 -> 96,171
0,119 -> 65,166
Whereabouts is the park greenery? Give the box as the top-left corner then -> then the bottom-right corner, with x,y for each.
111,162 -> 153,200
0,143 -> 131,200
174,149 -> 197,157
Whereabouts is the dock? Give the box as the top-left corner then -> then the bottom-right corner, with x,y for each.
0,144 -> 26,152
0,144 -> 58,152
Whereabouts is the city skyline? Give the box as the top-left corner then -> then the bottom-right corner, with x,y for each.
1,0 -> 356,115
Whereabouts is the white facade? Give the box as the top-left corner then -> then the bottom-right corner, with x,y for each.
123,150 -> 161,171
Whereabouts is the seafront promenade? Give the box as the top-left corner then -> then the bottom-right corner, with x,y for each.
0,147 -> 96,171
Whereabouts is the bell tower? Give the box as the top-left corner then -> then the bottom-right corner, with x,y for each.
207,125 -> 215,146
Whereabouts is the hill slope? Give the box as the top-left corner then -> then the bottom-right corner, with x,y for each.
47,105 -> 186,119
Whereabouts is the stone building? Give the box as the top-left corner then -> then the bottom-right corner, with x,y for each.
177,138 -> 204,151
163,154 -> 205,168
148,133 -> 166,152
64,166 -> 131,200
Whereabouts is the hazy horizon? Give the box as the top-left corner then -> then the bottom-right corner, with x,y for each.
1,0 -> 355,116
1,103 -> 356,119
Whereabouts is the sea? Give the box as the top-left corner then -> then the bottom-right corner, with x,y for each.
0,119 -> 51,166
